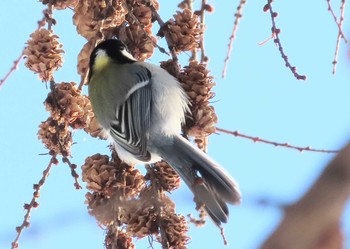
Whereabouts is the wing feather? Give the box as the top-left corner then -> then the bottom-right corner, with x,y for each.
110,67 -> 152,161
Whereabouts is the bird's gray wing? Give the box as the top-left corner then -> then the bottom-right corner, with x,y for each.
109,66 -> 152,161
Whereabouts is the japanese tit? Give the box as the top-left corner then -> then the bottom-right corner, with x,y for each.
88,39 -> 241,226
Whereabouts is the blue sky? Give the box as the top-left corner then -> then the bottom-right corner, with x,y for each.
1,1 -> 350,249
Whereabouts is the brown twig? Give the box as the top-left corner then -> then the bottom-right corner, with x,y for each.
216,127 -> 339,154
11,156 -> 57,249
198,0 -> 207,64
222,0 -> 247,78
261,141 -> 350,249
263,0 -> 307,80
0,15 -> 46,89
326,0 -> 348,43
330,0 -> 347,74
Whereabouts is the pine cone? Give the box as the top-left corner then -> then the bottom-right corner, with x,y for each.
40,0 -> 77,9
82,154 -> 117,195
119,24 -> 156,61
44,82 -> 92,129
24,29 -> 64,82
124,202 -> 159,237
37,117 -> 72,156
82,153 -> 145,198
77,41 -> 95,78
180,61 -> 217,149
158,213 -> 189,249
166,9 -> 202,53
84,115 -> 108,140
105,228 -> 135,249
145,161 -> 180,192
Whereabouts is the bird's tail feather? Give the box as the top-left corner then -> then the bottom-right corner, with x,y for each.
157,135 -> 241,226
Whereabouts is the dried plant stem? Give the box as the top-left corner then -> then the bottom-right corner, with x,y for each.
0,15 -> 46,89
216,127 -> 339,154
264,0 -> 306,80
11,156 -> 57,249
222,0 -> 247,78
261,141 -> 350,249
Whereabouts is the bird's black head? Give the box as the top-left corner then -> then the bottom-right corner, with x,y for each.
88,39 -> 136,80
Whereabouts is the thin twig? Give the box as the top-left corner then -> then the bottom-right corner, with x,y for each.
216,127 -> 339,154
326,0 -> 348,43
11,156 -> 57,249
222,0 -> 247,78
199,0 -> 207,64
263,0 -> 306,80
0,15 -> 46,89
330,0 -> 347,74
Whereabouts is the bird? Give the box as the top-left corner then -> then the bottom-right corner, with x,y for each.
88,38 -> 241,226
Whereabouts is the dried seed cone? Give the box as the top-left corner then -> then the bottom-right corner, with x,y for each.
119,24 -> 156,61
160,59 -> 181,77
77,41 -> 95,78
82,154 -> 118,195
180,61 -> 217,149
145,161 -> 180,192
82,153 -> 145,198
124,202 -> 158,238
37,117 -> 72,156
105,228 -> 135,249
101,2 -> 128,30
85,192 -> 119,225
73,0 -> 128,40
40,0 -> 77,9
123,194 -> 176,238
44,82 -> 93,129
167,9 -> 202,53
73,0 -> 102,40
128,3 -> 152,27
24,29 -> 64,82
84,115 -> 107,139
158,213 -> 190,249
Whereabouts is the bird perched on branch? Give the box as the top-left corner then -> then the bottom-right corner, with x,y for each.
88,38 -> 241,226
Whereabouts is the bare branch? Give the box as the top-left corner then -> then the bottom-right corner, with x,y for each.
330,0 -> 347,74
11,156 -> 57,249
216,127 -> 339,154
0,15 -> 46,89
222,0 -> 247,78
263,0 -> 307,80
261,141 -> 350,249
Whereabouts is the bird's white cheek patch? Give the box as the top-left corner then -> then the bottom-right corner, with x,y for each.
94,49 -> 110,72
121,48 -> 136,61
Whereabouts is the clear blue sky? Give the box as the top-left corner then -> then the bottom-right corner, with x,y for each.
1,1 -> 350,249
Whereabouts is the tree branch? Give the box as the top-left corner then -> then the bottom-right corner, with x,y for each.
216,127 -> 339,154
261,141 -> 350,249
222,0 -> 247,78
